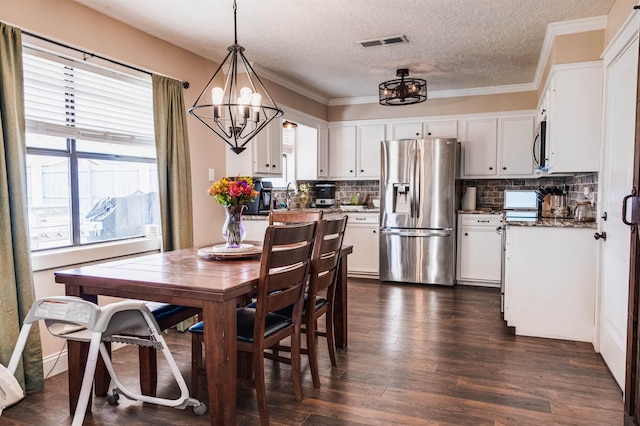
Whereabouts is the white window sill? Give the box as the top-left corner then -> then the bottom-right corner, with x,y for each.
31,238 -> 162,272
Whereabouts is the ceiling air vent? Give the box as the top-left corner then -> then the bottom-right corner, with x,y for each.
357,35 -> 409,48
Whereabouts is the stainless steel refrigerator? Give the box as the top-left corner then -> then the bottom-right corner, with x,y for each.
379,138 -> 459,285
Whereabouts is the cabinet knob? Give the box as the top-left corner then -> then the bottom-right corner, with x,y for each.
272,164 -> 276,168
265,164 -> 270,167
360,169 -> 364,172
373,230 -> 377,234
320,169 -> 324,172
502,167 -> 507,170
464,232 -> 468,236
350,170 -> 354,173
427,132 -> 432,135
489,167 -> 493,170
416,132 -> 420,136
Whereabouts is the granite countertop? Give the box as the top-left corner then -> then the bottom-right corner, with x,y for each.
506,218 -> 597,229
245,207 -> 379,220
458,210 -> 502,215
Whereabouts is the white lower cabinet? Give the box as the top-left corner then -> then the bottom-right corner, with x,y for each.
456,214 -> 502,287
243,219 -> 268,242
342,212 -> 379,278
503,225 -> 596,342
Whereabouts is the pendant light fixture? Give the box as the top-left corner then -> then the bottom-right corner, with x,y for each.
379,68 -> 427,106
189,0 -> 283,154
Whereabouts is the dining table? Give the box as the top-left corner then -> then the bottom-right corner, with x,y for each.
54,243 -> 352,425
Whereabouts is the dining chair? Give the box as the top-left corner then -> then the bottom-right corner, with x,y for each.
189,221 -> 318,425
265,216 -> 348,388
268,209 -> 323,225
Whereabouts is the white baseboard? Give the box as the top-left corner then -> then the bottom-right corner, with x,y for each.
42,342 -> 126,379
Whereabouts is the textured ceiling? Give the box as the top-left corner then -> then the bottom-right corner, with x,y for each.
71,0 -> 616,104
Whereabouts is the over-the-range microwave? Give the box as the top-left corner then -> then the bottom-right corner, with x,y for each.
532,119 -> 547,171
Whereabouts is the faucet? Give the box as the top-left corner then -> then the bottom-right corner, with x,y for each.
285,181 -> 297,210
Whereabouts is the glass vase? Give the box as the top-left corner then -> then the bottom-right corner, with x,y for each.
222,205 -> 246,248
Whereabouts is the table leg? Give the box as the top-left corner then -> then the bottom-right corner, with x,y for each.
67,340 -> 89,414
139,346 -> 157,396
203,300 -> 237,425
334,255 -> 348,348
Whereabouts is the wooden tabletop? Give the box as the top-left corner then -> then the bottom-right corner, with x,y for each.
55,247 -> 262,304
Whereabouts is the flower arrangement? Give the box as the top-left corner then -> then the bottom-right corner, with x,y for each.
298,183 -> 310,207
208,176 -> 258,206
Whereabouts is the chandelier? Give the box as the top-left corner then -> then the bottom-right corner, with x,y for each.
378,68 -> 427,106
188,0 -> 283,154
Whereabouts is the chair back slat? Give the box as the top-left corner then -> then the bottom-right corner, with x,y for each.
269,210 -> 323,225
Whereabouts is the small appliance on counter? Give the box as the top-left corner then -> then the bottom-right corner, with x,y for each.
315,182 -> 336,207
503,190 -> 538,222
245,179 -> 272,215
537,185 -> 568,218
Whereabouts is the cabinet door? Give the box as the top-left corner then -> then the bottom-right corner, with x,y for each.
498,115 -> 534,175
458,226 -> 502,283
295,124 -> 317,180
329,125 -> 356,178
317,124 -> 329,178
343,222 -> 379,276
226,140 -> 253,177
253,120 -> 282,176
547,65 -> 603,173
390,122 -> 422,140
357,124 -> 384,178
463,118 -> 498,176
425,120 -> 458,138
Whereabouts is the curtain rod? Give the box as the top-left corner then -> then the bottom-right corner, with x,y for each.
21,30 -> 190,89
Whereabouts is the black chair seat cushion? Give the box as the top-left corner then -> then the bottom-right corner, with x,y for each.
144,302 -> 191,322
188,308 -> 292,343
245,296 -> 327,318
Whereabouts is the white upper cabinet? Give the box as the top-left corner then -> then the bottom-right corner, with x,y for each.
329,123 -> 384,180
463,117 -> 498,176
389,120 -> 458,140
317,124 -> 329,178
253,119 -> 282,175
498,115 -> 534,176
225,119 -> 283,177
460,112 -> 536,179
544,62 -> 603,173
329,125 -> 357,178
356,124 -> 384,178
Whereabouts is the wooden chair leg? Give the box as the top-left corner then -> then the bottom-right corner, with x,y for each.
291,328 -> 303,401
306,317 -> 321,388
138,346 -> 157,396
253,349 -> 270,426
325,307 -> 337,367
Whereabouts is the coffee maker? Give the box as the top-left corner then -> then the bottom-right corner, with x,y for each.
315,182 -> 336,207
245,180 -> 272,215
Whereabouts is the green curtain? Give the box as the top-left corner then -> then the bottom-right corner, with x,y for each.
152,75 -> 194,251
0,22 -> 44,392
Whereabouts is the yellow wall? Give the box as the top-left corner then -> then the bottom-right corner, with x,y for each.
606,0 -> 639,46
329,92 -> 537,122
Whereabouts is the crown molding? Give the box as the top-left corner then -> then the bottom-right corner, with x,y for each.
532,15 -> 608,90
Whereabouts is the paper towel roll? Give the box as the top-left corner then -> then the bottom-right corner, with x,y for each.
462,187 -> 477,211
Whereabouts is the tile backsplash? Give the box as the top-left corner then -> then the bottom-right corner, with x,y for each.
272,173 -> 598,213
462,172 -> 598,212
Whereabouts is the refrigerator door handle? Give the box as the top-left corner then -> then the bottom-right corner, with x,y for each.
411,143 -> 420,219
381,228 -> 453,238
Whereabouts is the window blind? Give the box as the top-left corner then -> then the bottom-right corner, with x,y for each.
23,49 -> 154,146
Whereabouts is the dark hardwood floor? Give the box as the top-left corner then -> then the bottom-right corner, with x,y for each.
2,279 -> 623,425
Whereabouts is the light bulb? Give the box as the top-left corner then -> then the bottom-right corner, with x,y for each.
211,87 -> 224,119
250,93 -> 262,122
211,87 -> 224,105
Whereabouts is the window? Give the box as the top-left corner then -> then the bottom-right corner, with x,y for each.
23,48 -> 160,251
